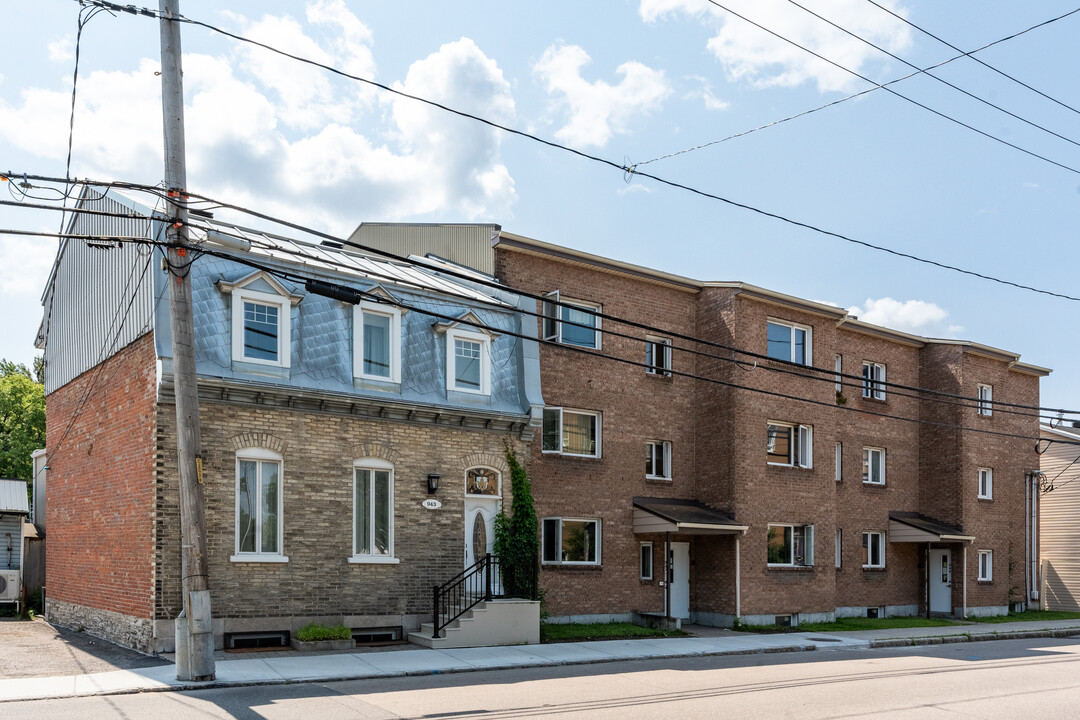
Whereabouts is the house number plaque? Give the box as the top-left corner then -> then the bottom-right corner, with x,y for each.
421,499 -> 442,510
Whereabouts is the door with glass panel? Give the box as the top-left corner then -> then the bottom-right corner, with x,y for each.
464,467 -> 502,593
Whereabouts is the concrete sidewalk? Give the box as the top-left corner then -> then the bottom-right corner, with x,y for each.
4,619 -> 1080,704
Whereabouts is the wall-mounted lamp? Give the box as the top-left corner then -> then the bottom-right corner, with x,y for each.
427,473 -> 441,495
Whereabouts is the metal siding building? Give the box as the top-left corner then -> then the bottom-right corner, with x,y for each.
1040,424 -> 1080,611
347,223 -> 499,276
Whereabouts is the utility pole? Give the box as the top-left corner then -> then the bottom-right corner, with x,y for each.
159,0 -> 214,681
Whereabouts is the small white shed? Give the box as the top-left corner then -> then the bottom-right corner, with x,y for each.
0,478 -> 30,604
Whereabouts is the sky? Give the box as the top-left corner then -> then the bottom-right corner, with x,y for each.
1,0 -> 1079,414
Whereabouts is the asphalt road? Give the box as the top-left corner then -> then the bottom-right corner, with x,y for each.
7,636 -> 1080,719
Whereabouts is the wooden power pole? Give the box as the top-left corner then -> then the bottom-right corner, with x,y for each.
158,0 -> 215,681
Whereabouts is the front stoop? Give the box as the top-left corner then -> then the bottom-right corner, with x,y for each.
409,599 -> 540,649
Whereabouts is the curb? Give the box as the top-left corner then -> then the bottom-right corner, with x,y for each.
869,628 -> 1080,649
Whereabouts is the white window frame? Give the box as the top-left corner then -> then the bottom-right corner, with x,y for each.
835,442 -> 843,482
542,517 -> 602,566
977,384 -> 993,416
766,523 -> 815,567
646,440 -> 672,480
862,447 -> 886,485
835,529 -> 842,568
978,467 -> 993,499
862,531 -> 885,568
978,550 -> 993,581
543,291 -> 602,349
353,302 -> 401,383
232,447 -> 287,563
766,421 -> 813,469
542,407 -> 602,458
835,354 -> 843,392
766,318 -> 812,365
640,541 -> 653,580
646,336 -> 672,376
446,327 -> 491,395
862,362 -> 887,400
231,287 -> 291,368
350,458 -> 398,564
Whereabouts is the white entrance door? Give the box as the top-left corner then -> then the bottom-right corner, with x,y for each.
930,548 -> 952,614
668,542 -> 690,619
464,502 -> 496,567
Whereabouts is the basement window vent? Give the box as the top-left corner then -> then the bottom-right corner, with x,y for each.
866,606 -> 886,619
775,614 -> 793,627
224,631 -> 290,650
352,626 -> 404,645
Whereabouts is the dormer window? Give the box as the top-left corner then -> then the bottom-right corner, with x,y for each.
219,271 -> 302,369
435,311 -> 497,397
354,299 -> 402,383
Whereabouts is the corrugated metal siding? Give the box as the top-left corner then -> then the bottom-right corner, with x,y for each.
42,189 -> 156,394
1040,428 -> 1080,610
0,517 -> 21,569
347,224 -> 498,275
0,479 -> 29,514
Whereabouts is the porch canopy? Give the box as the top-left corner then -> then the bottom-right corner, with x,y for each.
889,511 -> 974,543
633,497 -> 747,535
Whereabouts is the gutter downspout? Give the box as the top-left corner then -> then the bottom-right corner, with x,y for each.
735,533 -> 742,621
925,543 -> 930,619
962,544 -> 968,618
1026,473 -> 1031,609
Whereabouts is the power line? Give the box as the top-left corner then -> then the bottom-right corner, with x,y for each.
636,7 -> 1080,167
10,172 -> 1075,418
66,3 -> 1080,304
783,0 -> 1080,150
697,0 -> 1080,175
863,0 -> 1080,118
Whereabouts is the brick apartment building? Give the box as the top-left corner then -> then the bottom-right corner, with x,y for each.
38,191 -> 541,652
355,224 -> 1049,626
490,232 -> 1047,626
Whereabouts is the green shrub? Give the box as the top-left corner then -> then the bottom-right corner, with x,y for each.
493,446 -> 539,598
295,623 -> 352,642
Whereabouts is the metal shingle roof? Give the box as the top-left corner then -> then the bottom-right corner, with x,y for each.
0,479 -> 30,515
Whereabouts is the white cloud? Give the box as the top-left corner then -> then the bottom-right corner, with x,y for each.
0,12 -> 517,235
534,44 -> 671,148
47,35 -> 74,63
640,0 -> 913,93
0,237 -> 56,296
684,76 -> 729,111
848,297 -> 962,336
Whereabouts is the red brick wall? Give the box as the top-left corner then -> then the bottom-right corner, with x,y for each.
45,332 -> 158,620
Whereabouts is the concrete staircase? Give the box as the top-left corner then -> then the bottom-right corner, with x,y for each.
409,599 -> 540,649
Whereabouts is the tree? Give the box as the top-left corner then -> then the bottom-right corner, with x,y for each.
493,446 -> 539,598
0,359 -> 46,483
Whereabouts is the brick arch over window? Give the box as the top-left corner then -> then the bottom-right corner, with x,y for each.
229,432 -> 286,455
456,451 -> 509,477
349,443 -> 401,465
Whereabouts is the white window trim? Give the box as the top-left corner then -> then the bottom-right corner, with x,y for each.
646,335 -> 672,376
766,318 -> 813,365
646,440 -> 672,480
978,467 -> 993,499
766,421 -> 813,469
766,523 -> 815,567
543,291 -> 602,349
350,458 -> 398,564
542,517 -> 602,566
835,442 -> 843,483
446,327 -> 491,395
862,531 -> 886,568
231,287 -> 291,368
862,362 -> 887,400
862,447 -> 886,485
542,407 -> 602,458
640,541 -> 654,580
353,302 -> 402,383
977,384 -> 993,416
231,447 -> 287,563
835,529 -> 842,568
978,550 -> 993,581
835,354 -> 843,392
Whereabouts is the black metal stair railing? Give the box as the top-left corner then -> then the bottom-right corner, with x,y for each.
431,554 -> 539,638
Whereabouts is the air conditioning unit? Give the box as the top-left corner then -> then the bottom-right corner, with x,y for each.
0,570 -> 19,603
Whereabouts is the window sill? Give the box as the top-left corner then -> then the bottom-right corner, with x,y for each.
767,565 -> 814,572
541,451 -> 602,460
348,556 -> 401,565
542,563 -> 602,571
767,463 -> 814,471
862,566 -> 886,572
859,396 -> 888,404
862,482 -> 887,489
230,554 -> 289,563
977,579 -> 993,584
645,371 -> 673,380
645,475 -> 672,483
977,496 -> 993,502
